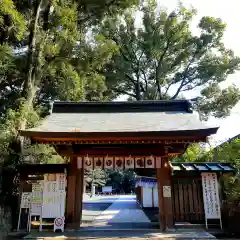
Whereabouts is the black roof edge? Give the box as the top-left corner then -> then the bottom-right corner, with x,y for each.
20,128 -> 219,137
52,100 -> 193,113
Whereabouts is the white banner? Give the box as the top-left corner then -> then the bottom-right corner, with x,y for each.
201,173 -> 221,219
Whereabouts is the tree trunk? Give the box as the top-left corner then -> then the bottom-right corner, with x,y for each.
23,0 -> 42,101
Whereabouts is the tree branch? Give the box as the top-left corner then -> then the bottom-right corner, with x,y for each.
171,52 -> 197,99
155,36 -> 172,98
111,87 -> 137,98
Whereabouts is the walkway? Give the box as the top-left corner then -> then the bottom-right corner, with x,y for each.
93,195 -> 150,224
23,196 -> 217,239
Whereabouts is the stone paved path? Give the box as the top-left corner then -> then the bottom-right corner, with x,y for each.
93,195 -> 150,224
24,229 -> 216,239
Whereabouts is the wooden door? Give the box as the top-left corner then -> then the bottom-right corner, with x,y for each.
173,178 -> 204,223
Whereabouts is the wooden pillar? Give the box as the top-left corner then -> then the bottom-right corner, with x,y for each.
156,156 -> 174,232
66,156 -> 77,226
73,167 -> 84,228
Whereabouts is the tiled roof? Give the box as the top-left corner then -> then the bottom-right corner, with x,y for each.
171,162 -> 235,172
21,100 -> 218,135
136,162 -> 235,185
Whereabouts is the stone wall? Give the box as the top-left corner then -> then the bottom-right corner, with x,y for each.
0,206 -> 11,237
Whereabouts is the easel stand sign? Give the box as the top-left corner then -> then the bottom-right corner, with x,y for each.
201,173 -> 222,229
17,192 -> 31,232
54,217 -> 65,232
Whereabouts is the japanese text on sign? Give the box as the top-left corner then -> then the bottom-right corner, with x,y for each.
201,173 -> 221,219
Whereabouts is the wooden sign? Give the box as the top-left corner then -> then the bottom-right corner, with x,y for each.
163,186 -> 171,198
145,156 -> 155,168
135,157 -> 144,168
84,157 -> 93,169
115,157 -> 124,170
125,156 -> 134,169
94,157 -> 104,169
80,156 -> 162,169
104,157 -> 114,169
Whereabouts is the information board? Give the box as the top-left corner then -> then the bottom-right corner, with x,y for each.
201,172 -> 222,229
20,192 -> 31,208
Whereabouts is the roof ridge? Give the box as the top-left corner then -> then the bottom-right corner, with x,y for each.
52,100 -> 193,114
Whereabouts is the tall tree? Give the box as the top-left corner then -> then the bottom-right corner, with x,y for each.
0,0 -> 139,224
0,0 -> 139,118
98,1 -> 240,120
84,169 -> 107,196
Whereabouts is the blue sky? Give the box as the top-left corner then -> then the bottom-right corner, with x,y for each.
117,0 -> 240,146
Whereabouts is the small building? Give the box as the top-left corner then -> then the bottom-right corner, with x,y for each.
136,176 -> 158,208
136,162 -> 235,225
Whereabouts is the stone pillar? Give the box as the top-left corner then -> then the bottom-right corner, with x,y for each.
156,156 -> 174,232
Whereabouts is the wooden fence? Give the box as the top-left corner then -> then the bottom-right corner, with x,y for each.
222,200 -> 240,235
173,178 -> 205,223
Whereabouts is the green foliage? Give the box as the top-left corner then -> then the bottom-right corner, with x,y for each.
23,144 -> 66,164
0,0 -> 26,43
175,140 -> 240,201
98,1 -> 240,119
0,0 -> 139,115
172,143 -> 211,163
106,169 -> 136,193
84,169 -> 136,193
0,0 -> 139,228
85,168 -> 107,187
213,139 -> 240,201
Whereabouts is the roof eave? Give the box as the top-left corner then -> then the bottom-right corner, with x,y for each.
19,127 -> 218,140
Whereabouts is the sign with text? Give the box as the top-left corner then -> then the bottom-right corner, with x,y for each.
20,192 -> 31,208
201,173 -> 221,219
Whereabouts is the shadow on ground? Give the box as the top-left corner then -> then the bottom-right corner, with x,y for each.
23,229 -> 217,239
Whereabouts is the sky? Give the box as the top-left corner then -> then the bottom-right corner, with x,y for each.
117,0 -> 240,146
157,0 -> 240,146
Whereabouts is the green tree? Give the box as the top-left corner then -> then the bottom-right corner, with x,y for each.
106,169 -> 136,193
84,169 -> 107,196
172,143 -> 212,163
98,1 -> 240,119
213,138 -> 240,201
0,0 -> 139,118
175,139 -> 240,201
0,0 -> 139,227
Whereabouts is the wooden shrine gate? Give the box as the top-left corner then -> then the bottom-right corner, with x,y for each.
19,100 -> 219,231
173,178 -> 205,223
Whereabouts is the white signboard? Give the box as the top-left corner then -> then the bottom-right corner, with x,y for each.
163,186 -> 171,198
39,174 -> 66,232
31,191 -> 42,215
201,173 -> 221,219
21,192 -> 31,208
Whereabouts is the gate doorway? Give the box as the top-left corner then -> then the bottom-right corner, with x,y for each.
80,158 -> 157,230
